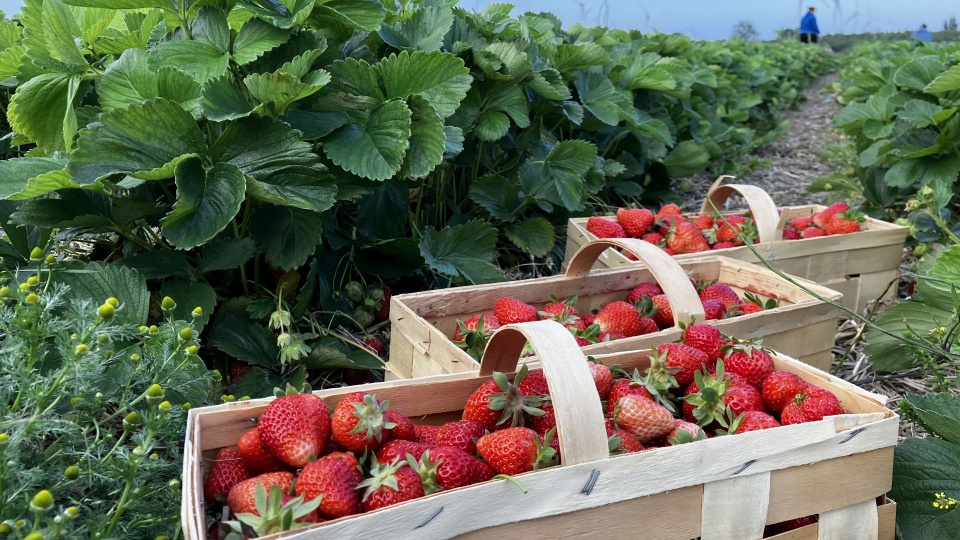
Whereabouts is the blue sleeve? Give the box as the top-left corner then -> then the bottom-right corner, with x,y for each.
812,17 -> 820,34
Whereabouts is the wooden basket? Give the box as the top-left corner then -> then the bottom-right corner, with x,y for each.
389,238 -> 843,378
182,321 -> 898,540
564,177 -> 908,314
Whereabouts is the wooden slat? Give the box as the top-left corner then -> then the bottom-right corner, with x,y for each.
701,472 -> 771,540
818,499 -> 879,540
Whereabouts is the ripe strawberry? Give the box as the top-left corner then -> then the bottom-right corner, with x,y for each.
657,342 -> 709,387
651,294 -> 674,329
641,232 -> 665,245
359,459 -> 425,512
415,446 -> 494,494
802,226 -> 826,238
493,297 -> 539,324
230,361 -> 250,381
723,341 -> 775,389
716,215 -> 757,245
588,361 -> 613,400
682,323 -> 725,360
331,391 -> 393,453
824,211 -> 864,235
765,516 -> 817,536
733,410 -> 780,434
622,249 -> 639,261
477,427 -> 556,475
385,410 -> 417,442
462,367 -> 545,431
639,317 -> 659,334
594,301 -> 645,337
694,299 -> 723,321
683,362 -> 748,427
617,208 -> 656,237
788,216 -> 813,230
665,419 -> 706,446
698,283 -> 741,310
812,202 -> 850,229
625,282 -> 664,303
296,456 -> 361,519
227,471 -> 295,515
781,226 -> 801,240
781,386 -> 845,425
376,439 -> 430,464
363,337 -> 384,355
413,424 -> 440,446
613,394 -> 675,444
655,203 -> 683,222
605,378 -> 653,416
373,286 -> 391,322
436,420 -> 487,455
739,302 -> 763,315
541,295 -> 579,320
723,384 -> 765,417
517,368 -> 549,397
693,214 -> 715,231
607,428 -> 644,454
586,217 -> 626,239
452,314 -> 501,343
581,313 -> 596,326
237,428 -> 286,476
760,371 -> 804,414
667,222 -> 710,254
258,394 -> 330,467
661,247 -> 677,255
529,403 -> 557,437
204,448 -> 250,502
712,241 -> 736,250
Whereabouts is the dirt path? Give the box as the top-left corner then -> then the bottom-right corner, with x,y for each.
680,74 -> 843,208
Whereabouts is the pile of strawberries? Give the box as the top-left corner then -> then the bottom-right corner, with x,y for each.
585,201 -> 864,255
202,323 -> 843,538
452,282 -> 778,359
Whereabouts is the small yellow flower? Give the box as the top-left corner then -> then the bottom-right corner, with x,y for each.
933,492 -> 958,510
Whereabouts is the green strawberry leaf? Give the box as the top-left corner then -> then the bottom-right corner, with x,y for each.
160,159 -> 246,250
248,206 -> 322,270
419,220 -> 504,284
890,437 -> 960,540
378,5 -> 453,52
505,217 -> 555,258
322,100 -> 412,181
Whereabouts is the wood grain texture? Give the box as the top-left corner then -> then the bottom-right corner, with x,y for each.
701,183 -> 782,243
818,499 -> 879,540
701,472 -> 771,540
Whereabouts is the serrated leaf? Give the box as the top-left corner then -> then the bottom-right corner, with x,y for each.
379,5 -> 454,52
99,49 -> 201,115
893,57 -> 943,92
281,110 -> 349,139
306,337 -> 382,369
150,39 -> 230,83
119,249 -> 193,279
210,314 -> 279,368
312,0 -> 385,31
622,53 -> 676,92
475,111 -> 509,141
884,155 -> 960,208
400,96 -> 445,179
8,73 -> 82,153
201,75 -> 255,121
443,125 -> 464,154
211,115 -> 318,180
355,179 -> 407,240
244,67 -> 330,113
377,50 -> 472,118
56,262 -> 149,325
630,112 -> 674,146
0,45 -> 25,80
549,42 -> 611,73
0,157 -> 75,200
197,237 -> 258,274
160,279 -> 217,328
61,0 -> 173,8
246,165 -> 338,213
238,0 -> 315,29
526,68 -> 570,101
323,99 -> 411,181
505,217 -> 554,257
890,438 -> 960,540
419,220 -> 503,284
866,297 -> 955,372
898,99 -> 943,129
520,140 -> 596,211
355,238 -> 424,279
903,393 -> 960,444
576,72 -> 632,126
249,206 -> 322,270
41,0 -> 87,68
926,64 -> 960,93
69,98 -> 206,185
663,140 -> 710,177
160,159 -> 246,250
192,6 -> 230,53
233,18 -> 290,65
469,175 -> 521,220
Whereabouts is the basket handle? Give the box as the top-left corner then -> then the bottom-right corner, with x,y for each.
564,238 -> 706,327
700,176 -> 782,243
478,320 -> 609,466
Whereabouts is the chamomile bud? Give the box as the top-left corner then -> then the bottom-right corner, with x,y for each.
64,465 -> 79,480
145,384 -> 164,406
65,507 -> 79,519
192,306 -> 202,317
161,296 -> 176,310
18,283 -> 28,291
29,490 -> 54,514
106,297 -> 119,307
178,327 -> 193,341
186,345 -> 198,355
44,254 -> 56,265
0,286 -> 8,297
26,276 -> 38,286
123,412 -> 141,430
29,247 -> 43,261
97,303 -> 115,320
75,344 -> 89,355
25,293 -> 39,304
158,401 -> 171,414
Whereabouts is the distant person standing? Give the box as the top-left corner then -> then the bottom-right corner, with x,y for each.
912,24 -> 933,42
799,6 -> 820,43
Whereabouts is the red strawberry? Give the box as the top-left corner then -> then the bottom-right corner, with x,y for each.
517,369 -> 549,397
667,222 -> 710,254
413,425 -> 440,446
594,301 -> 645,337
416,446 -> 494,494
699,282 -> 741,310
812,202 -> 850,229
227,471 -> 295,515
617,208 -> 656,237
639,317 -> 659,334
296,456 -> 361,519
781,226 -> 801,240
683,362 -> 756,427
657,342 -> 708,387
462,367 -> 545,431
788,216 -> 813,230
655,203 -> 682,222
661,248 -> 677,255
739,302 -> 763,315
588,361 -> 613,400
373,287 -> 391,322
641,232 -> 665,245
230,361 -> 250,381
359,459 -> 425,512
682,323 -> 725,361
385,410 -> 417,442
824,211 -> 864,235
723,384 -> 765,417
363,337 -> 384,355
765,516 -> 817,536
436,420 -> 487,455
607,428 -> 644,454
665,419 -> 706,446
237,428 -> 286,476
723,341 -> 775,389
605,379 -> 653,416
453,314 -> 501,343
493,297 -> 539,324
701,299 -> 726,320
623,249 -> 639,261
613,394 -> 674,444
716,215 -> 756,245
376,439 -> 430,464
476,427 -> 556,475
781,386 -> 845,425
650,294 -> 674,329
733,410 -> 780,434
761,370 -> 805,413
780,401 -> 807,425
693,214 -> 714,231
541,296 -> 579,320
581,313 -> 596,326
586,217 -> 626,239
258,394 -> 330,467
626,282 -> 664,303
529,403 -> 557,436
331,391 -> 393,453
204,448 -> 250,502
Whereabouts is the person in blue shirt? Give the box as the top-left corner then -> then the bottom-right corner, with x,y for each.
800,6 -> 820,43
912,24 -> 933,42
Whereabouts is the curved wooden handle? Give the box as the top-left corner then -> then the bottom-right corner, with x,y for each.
700,182 -> 782,243
564,238 -> 705,326
478,321 -> 609,466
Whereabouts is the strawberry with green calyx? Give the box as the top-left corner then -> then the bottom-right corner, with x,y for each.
295,455 -> 361,519
594,301 -> 646,337
825,209 -> 865,235
802,226 -> 826,238
413,424 -> 440,445
617,208 -> 656,237
411,446 -> 495,495
721,338 -> 775,389
732,410 -> 781,434
666,222 -> 710,254
780,386 -> 845,425
680,322 -> 726,361
656,342 -> 709,387
812,201 -> 850,229
629,296 -> 662,334
587,358 -> 613,400
453,314 -> 501,360
682,361 -> 735,427
736,291 -> 779,316
607,428 -> 644,454
666,419 -> 707,446
436,420 -> 487,455
761,370 -> 806,414
698,281 -> 742,310
462,365 -> 545,431
625,283 -> 664,304
331,391 -> 395,453
586,216 -> 626,239
477,426 -> 558,475
613,394 -> 675,444
385,410 -> 417,441
223,483 -> 322,539
258,392 -> 330,468
493,297 -> 539,324
650,294 -> 674,329
204,448 -> 250,503
358,457 -> 425,511
700,299 -> 726,320
376,439 -> 430,464
609,355 -> 679,415
227,471 -> 296,515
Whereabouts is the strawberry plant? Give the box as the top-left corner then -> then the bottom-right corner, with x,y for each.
0,254 -> 214,538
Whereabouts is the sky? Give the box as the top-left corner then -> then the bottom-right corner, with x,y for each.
468,0 -> 959,40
